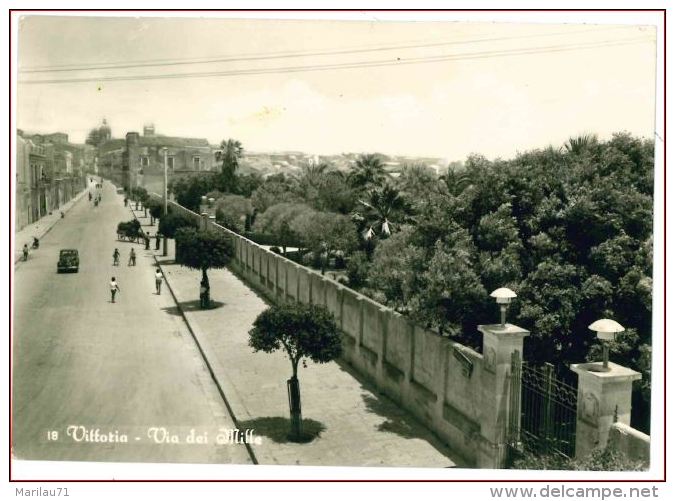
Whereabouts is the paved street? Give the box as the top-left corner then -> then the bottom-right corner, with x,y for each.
12,181 -> 252,465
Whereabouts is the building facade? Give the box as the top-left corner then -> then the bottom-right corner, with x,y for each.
96,122 -> 217,195
14,130 -> 89,232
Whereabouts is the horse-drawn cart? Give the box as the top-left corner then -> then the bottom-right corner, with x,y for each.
117,220 -> 142,242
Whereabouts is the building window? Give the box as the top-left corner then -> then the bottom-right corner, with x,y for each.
193,156 -> 201,170
168,156 -> 175,170
141,156 -> 149,167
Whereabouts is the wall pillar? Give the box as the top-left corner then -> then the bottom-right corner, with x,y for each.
571,362 -> 641,458
375,306 -> 389,386
477,323 -> 529,468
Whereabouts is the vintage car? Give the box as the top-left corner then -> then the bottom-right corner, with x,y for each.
57,249 -> 79,273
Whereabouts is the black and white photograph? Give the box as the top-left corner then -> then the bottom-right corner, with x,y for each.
10,10 -> 662,482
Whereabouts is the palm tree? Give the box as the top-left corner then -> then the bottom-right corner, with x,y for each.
217,138 -> 243,192
300,160 -> 330,186
294,160 -> 332,202
358,184 -> 410,237
348,153 -> 388,190
439,167 -> 473,197
218,138 -> 243,173
563,134 -> 597,155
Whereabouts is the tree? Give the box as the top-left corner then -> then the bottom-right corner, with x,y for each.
158,211 -> 199,257
517,259 -> 588,364
346,251 -> 369,288
136,187 -> 150,215
146,198 -> 163,226
216,138 -> 244,193
158,211 -> 199,239
367,226 -> 426,310
249,303 -> 342,441
410,238 -> 487,340
290,211 -> 359,274
215,194 -> 254,233
251,176 -> 301,213
174,227 -> 233,308
398,163 -> 438,201
564,133 -> 598,155
253,203 -> 310,253
314,171 -> 357,214
476,203 -> 520,252
357,184 -> 411,237
236,173 -> 264,197
296,159 -> 331,203
347,153 -> 388,190
169,174 -> 217,211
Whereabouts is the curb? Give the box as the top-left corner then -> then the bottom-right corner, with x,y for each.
153,254 -> 259,465
14,188 -> 88,265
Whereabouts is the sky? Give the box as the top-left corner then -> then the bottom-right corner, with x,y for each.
16,16 -> 657,161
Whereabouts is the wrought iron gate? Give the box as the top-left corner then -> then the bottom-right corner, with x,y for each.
508,352 -> 578,461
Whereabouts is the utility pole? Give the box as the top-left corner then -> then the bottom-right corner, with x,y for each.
162,147 -> 168,256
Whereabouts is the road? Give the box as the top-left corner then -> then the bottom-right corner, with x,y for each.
12,180 -> 252,465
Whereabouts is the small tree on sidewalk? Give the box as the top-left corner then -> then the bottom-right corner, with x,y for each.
131,187 -> 148,210
158,211 -> 198,258
174,227 -> 233,308
146,199 -> 163,226
248,303 -> 342,441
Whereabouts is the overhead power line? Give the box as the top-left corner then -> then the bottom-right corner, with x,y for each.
19,25 -> 634,74
18,36 -> 654,86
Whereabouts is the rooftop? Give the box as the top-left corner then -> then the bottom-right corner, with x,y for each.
136,134 -> 210,148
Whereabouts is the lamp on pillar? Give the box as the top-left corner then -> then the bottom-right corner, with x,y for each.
490,287 -> 517,327
588,319 -> 625,372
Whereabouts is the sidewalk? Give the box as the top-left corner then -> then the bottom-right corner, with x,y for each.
14,188 -> 89,264
129,207 -> 465,468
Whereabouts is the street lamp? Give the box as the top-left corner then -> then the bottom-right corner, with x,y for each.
161,147 -> 168,257
162,148 -> 168,216
490,287 -> 517,327
588,318 -> 625,372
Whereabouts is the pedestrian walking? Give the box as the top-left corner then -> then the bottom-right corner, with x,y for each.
124,197 -> 128,207
128,248 -> 136,266
144,233 -> 150,250
113,248 -> 120,266
22,244 -> 29,261
110,277 -> 121,303
155,268 -> 163,295
156,233 -> 162,250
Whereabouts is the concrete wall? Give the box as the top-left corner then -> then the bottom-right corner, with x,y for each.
153,196 -> 516,467
607,422 -> 650,465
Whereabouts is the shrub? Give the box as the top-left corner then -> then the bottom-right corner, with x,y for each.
510,447 -> 648,471
346,251 -> 369,288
